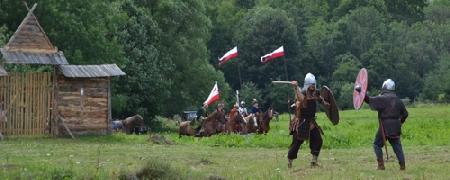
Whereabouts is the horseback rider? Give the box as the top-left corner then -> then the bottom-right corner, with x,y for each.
193,104 -> 208,135
357,79 -> 408,170
288,73 -> 330,168
249,99 -> 260,127
238,101 -> 248,117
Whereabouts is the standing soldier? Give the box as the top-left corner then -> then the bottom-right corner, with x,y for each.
357,79 -> 408,170
288,73 -> 331,168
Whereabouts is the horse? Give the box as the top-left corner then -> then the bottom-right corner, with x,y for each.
178,120 -> 196,137
257,107 -> 274,134
225,107 -> 246,134
198,109 -> 226,136
178,109 -> 226,137
122,114 -> 145,134
243,114 -> 259,134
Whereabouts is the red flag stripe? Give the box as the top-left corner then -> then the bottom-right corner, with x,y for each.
261,46 -> 284,64
203,82 -> 220,106
218,47 -> 238,66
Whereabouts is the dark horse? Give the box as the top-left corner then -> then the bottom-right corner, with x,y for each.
257,107 -> 274,134
242,107 -> 273,134
179,109 -> 226,137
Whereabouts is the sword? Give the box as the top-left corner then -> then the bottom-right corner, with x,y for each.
272,81 -> 297,85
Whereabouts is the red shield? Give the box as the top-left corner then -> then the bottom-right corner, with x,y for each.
353,68 -> 368,110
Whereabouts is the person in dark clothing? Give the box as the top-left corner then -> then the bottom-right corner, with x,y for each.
194,105 -> 208,135
288,73 -> 330,168
357,79 -> 408,170
249,99 -> 260,127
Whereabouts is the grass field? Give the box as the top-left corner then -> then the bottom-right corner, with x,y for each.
1,104 -> 449,179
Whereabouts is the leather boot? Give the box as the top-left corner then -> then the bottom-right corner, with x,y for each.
288,159 -> 293,169
377,159 -> 385,170
311,155 -> 319,167
400,162 -> 406,171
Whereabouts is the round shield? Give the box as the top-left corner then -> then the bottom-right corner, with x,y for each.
320,86 -> 339,125
353,68 -> 368,110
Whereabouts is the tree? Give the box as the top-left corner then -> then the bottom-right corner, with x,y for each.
152,0 -> 231,115
421,54 -> 450,102
384,0 -> 427,23
113,0 -> 172,121
330,53 -> 361,109
232,7 -> 300,89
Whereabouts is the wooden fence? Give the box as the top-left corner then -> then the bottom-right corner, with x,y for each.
0,72 -> 53,136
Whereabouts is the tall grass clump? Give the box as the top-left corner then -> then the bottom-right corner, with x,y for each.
119,159 -> 186,180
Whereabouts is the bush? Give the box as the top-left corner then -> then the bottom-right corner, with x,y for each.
119,159 -> 185,180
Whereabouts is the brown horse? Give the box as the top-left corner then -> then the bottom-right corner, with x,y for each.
199,109 -> 226,136
179,121 -> 195,137
257,107 -> 274,134
225,107 -> 246,134
122,114 -> 145,134
179,109 -> 226,137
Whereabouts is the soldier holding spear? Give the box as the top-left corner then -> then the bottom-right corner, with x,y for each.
354,69 -> 408,170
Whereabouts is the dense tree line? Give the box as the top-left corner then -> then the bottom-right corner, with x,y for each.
1,0 -> 449,123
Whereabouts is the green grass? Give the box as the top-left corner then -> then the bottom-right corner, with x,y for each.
169,104 -> 450,149
0,104 -> 449,179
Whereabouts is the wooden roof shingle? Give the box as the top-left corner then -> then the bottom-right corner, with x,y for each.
1,48 -> 68,65
0,3 -> 68,65
4,3 -> 56,53
58,64 -> 126,78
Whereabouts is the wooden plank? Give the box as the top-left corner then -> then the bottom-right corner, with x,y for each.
12,74 -> 16,135
33,73 -> 37,135
40,73 -> 44,134
52,67 -> 57,136
19,73 -> 23,135
59,116 -> 75,139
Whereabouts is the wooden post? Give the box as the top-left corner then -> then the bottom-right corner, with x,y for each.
107,77 -> 112,135
236,62 -> 243,89
51,65 -> 58,136
59,115 -> 75,139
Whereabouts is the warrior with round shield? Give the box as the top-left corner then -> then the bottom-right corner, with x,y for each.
287,73 -> 339,168
356,79 -> 408,170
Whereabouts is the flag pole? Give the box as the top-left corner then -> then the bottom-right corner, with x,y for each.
237,61 -> 243,89
283,58 -> 292,122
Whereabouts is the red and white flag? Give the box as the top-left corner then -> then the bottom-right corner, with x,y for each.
261,46 -> 284,63
203,82 -> 220,106
218,46 -> 238,66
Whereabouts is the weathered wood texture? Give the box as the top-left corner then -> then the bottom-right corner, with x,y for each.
0,4 -> 69,65
56,76 -> 110,135
0,72 -> 52,136
0,48 -> 69,65
58,64 -> 125,78
5,6 -> 55,52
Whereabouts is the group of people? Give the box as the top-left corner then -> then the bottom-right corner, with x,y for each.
189,71 -> 409,171
191,98 -> 262,136
287,73 -> 408,171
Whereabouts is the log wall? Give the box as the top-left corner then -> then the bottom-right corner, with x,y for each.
57,76 -> 110,135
